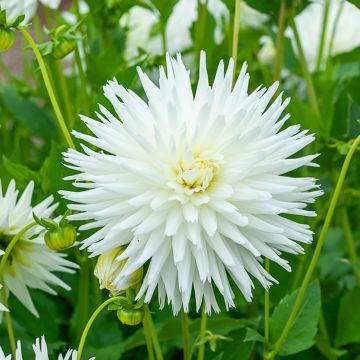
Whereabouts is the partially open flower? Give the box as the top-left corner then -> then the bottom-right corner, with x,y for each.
94,247 -> 143,296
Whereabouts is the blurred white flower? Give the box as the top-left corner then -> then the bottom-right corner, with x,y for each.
0,336 -> 95,360
0,0 -> 62,24
0,180 -> 78,317
124,0 -> 267,59
289,0 -> 360,71
62,52 -> 321,314
258,35 -> 276,65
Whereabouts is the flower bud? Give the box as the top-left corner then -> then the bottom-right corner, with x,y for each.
44,224 -> 77,250
94,247 -> 143,296
52,39 -> 76,59
0,28 -> 15,52
117,308 -> 144,326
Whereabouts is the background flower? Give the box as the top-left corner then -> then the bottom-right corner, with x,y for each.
0,180 -> 78,317
62,53 -> 321,313
288,0 -> 360,71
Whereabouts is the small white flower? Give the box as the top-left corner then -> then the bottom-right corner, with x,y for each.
0,0 -> 62,24
0,180 -> 78,317
62,52 -> 322,314
288,0 -> 360,71
0,336 -> 95,360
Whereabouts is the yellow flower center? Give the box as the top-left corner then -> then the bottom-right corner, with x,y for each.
176,153 -> 220,194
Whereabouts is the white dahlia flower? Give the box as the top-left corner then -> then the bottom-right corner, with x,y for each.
0,250 -> 8,312
62,52 -> 322,313
0,180 -> 78,317
0,0 -> 61,24
0,336 -> 95,360
288,0 -> 360,71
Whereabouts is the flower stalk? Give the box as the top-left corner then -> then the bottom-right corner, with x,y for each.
144,305 -> 163,360
17,26 -> 75,149
1,286 -> 16,357
77,296 -> 123,360
182,311 -> 190,360
265,135 -> 360,360
197,305 -> 207,360
231,0 -> 241,82
289,18 -> 320,115
316,0 -> 330,72
273,0 -> 287,82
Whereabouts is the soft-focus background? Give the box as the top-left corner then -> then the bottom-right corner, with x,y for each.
1,0 -> 360,359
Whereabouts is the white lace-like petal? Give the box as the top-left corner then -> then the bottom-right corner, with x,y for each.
63,52 -> 322,314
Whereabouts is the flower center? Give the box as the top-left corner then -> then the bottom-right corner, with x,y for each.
175,151 -> 222,195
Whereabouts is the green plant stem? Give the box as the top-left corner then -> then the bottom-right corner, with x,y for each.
316,0 -> 330,72
18,26 -> 75,149
231,0 -> 241,82
74,45 -> 88,114
340,207 -> 360,284
264,258 -> 270,358
144,305 -> 163,360
76,252 -> 90,345
77,296 -> 123,360
289,18 -> 319,115
1,287 -> 16,357
195,0 -> 208,67
273,0 -> 286,82
143,309 -> 156,360
197,305 -> 207,360
160,21 -> 167,57
266,135 -> 360,360
54,60 -> 73,127
182,311 -> 190,360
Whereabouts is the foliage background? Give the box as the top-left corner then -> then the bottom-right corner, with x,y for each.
1,0 -> 360,359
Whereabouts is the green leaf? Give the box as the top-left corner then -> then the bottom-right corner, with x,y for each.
244,328 -> 265,343
0,85 -> 58,139
150,0 -> 178,23
335,286 -> 360,346
2,156 -> 39,189
347,0 -> 360,9
269,280 -> 321,356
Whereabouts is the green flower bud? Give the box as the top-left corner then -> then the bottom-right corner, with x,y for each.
0,28 -> 15,52
117,308 -> 144,326
44,224 -> 77,250
52,39 -> 76,59
94,247 -> 143,296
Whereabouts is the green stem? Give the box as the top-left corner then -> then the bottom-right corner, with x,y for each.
144,305 -> 163,360
266,135 -> 360,360
182,311 -> 190,360
76,253 -> 90,345
74,45 -> 88,114
231,0 -> 240,82
54,60 -> 73,127
77,296 -> 123,360
316,0 -> 330,72
273,0 -> 287,82
17,26 -> 75,149
160,21 -> 167,57
264,258 -> 270,358
289,18 -> 319,115
197,305 -> 207,360
143,309 -> 156,360
0,222 -> 36,278
195,0 -> 208,67
340,207 -> 360,284
1,287 -> 16,357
